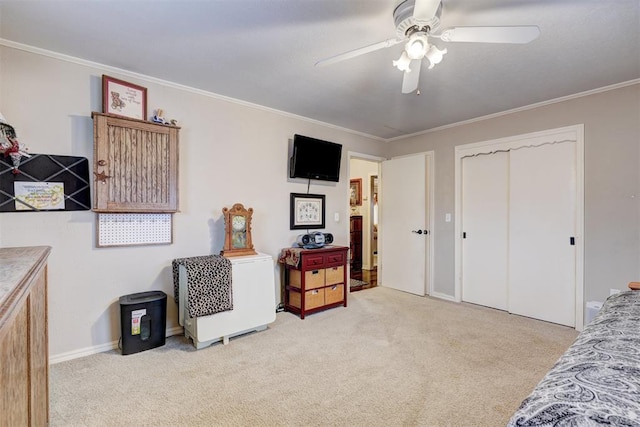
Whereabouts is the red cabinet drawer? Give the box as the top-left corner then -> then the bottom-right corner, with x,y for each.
325,251 -> 345,267
303,254 -> 325,268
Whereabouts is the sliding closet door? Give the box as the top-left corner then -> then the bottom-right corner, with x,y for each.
461,152 -> 509,310
508,142 -> 576,326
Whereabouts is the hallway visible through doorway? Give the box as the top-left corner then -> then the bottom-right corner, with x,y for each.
349,156 -> 380,293
350,268 -> 377,292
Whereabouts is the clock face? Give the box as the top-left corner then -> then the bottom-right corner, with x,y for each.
232,215 -> 246,231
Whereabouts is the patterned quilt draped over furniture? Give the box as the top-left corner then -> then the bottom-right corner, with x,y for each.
278,247 -> 303,269
507,290 -> 640,426
171,255 -> 233,318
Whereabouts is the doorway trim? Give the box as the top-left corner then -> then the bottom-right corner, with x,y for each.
454,124 -> 585,330
348,151 -> 385,282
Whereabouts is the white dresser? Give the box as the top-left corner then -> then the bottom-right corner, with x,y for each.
179,253 -> 276,349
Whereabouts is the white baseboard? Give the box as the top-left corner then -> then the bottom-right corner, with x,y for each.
50,326 -> 184,364
430,291 -> 457,302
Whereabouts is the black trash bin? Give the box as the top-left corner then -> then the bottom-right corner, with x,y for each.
119,291 -> 167,355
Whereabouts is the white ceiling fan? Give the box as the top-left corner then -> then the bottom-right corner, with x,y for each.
315,0 -> 540,94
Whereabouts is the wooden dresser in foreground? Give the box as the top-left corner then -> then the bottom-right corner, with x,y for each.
0,246 -> 51,426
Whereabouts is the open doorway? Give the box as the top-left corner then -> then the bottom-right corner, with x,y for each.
349,156 -> 381,292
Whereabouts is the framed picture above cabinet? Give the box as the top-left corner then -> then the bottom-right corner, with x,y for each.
102,75 -> 147,120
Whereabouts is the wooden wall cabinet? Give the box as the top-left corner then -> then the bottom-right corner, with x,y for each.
0,246 -> 51,426
284,246 -> 348,319
92,112 -> 179,212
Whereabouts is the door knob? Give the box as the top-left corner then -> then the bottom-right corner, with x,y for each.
412,229 -> 423,234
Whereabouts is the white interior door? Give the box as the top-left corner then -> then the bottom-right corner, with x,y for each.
508,142 -> 576,326
461,153 -> 509,310
379,154 -> 428,296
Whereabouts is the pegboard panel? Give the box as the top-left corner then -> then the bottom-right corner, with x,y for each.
97,213 -> 172,247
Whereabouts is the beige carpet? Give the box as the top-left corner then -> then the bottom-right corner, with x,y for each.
50,287 -> 578,426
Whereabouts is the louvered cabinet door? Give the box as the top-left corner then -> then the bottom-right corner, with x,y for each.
92,113 -> 179,212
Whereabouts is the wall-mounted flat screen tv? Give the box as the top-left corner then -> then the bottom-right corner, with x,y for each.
290,134 -> 342,182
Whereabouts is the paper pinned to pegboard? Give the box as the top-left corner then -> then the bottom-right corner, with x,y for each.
97,213 -> 172,247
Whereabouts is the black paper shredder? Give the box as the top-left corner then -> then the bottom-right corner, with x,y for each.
119,291 -> 167,355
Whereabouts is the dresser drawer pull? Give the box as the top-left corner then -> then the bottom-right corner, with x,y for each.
311,270 -> 320,275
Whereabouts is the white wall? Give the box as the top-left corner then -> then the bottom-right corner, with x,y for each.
3,44 -> 637,359
0,46 -> 385,360
386,83 -> 640,306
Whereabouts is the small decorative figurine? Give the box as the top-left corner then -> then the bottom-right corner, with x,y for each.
151,109 -> 177,126
0,113 -> 30,174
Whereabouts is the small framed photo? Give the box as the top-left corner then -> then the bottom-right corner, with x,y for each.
350,178 -> 362,206
102,75 -> 148,120
290,193 -> 325,230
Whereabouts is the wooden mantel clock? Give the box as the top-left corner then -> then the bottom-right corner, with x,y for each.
221,203 -> 257,257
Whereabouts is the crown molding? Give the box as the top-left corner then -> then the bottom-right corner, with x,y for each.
0,38 -> 385,142
387,79 -> 640,142
1,38 -> 636,144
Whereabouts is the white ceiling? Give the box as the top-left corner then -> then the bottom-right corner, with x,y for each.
1,0 -> 639,140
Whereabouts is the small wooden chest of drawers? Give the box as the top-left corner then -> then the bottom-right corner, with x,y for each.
283,246 -> 348,319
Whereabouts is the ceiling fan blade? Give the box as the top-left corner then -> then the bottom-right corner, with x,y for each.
413,0 -> 441,24
315,38 -> 404,67
402,59 -> 422,94
439,26 -> 540,44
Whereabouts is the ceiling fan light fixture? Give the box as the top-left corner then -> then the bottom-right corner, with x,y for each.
405,33 -> 429,59
425,45 -> 447,69
393,51 -> 412,72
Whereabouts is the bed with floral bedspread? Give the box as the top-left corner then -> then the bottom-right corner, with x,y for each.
507,290 -> 640,426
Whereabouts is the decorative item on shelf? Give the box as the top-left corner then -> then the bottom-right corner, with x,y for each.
0,112 -> 30,174
102,75 -> 147,120
221,203 -> 257,257
151,109 -> 178,126
290,193 -> 326,230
